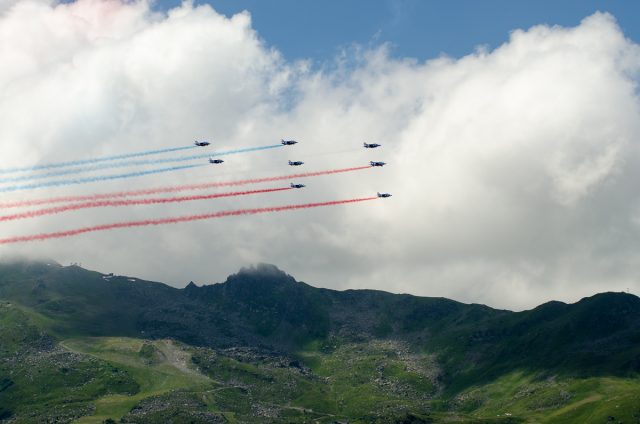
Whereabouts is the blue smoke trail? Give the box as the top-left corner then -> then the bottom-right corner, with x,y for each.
0,163 -> 206,193
0,144 -> 284,184
0,144 -> 200,175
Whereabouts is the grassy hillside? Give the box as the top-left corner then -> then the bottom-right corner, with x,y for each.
0,302 -> 139,422
63,338 -> 213,423
1,259 -> 639,423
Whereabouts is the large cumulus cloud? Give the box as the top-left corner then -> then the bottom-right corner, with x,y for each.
1,1 -> 639,310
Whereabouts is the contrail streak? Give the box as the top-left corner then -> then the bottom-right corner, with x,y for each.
0,163 -> 205,193
0,187 -> 293,222
0,197 -> 379,245
0,166 -> 372,208
0,144 -> 283,183
0,144 -> 199,174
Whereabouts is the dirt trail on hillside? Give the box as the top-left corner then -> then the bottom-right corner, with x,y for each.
156,339 -> 208,380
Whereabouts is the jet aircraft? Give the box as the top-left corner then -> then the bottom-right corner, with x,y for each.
370,161 -> 386,167
364,142 -> 381,148
209,158 -> 224,164
288,160 -> 304,166
290,183 -> 306,188
194,140 -> 210,147
377,192 -> 392,198
281,139 -> 298,145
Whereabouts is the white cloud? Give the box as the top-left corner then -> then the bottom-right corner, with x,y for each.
0,2 -> 639,310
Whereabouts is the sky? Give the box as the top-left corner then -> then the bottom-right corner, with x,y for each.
198,0 -> 640,62
0,0 -> 640,310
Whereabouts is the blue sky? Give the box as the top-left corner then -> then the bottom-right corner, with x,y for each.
157,0 -> 640,62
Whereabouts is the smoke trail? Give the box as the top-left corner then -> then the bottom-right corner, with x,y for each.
0,163 -> 205,193
0,144 -> 284,184
0,145 -> 199,174
0,187 -> 292,222
0,197 -> 379,245
0,166 -> 372,208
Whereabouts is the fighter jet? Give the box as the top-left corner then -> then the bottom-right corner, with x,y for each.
370,161 -> 386,167
364,142 -> 381,148
377,192 -> 392,198
194,140 -> 210,147
281,139 -> 298,145
290,183 -> 306,188
288,160 -> 304,166
209,158 -> 224,164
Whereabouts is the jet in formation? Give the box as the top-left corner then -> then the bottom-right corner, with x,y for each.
364,142 -> 381,148
194,140 -> 210,147
209,158 -> 224,164
290,183 -> 306,188
288,160 -> 304,166
370,161 -> 386,167
281,139 -> 298,145
377,192 -> 392,198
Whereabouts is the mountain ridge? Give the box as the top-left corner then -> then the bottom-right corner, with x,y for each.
0,258 -> 638,379
4,258 -> 633,312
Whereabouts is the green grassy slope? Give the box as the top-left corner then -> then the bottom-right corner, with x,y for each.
62,338 -> 213,423
2,324 -> 639,422
1,259 -> 640,423
442,372 -> 640,423
0,302 -> 139,422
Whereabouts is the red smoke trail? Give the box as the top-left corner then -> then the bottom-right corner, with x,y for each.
0,197 -> 378,245
0,187 -> 292,222
0,166 -> 372,209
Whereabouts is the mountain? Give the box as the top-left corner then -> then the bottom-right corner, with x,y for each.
1,259 -> 639,423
